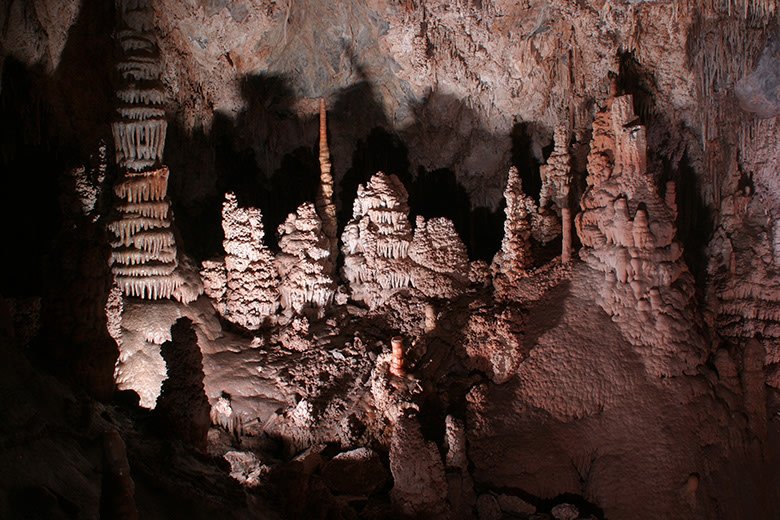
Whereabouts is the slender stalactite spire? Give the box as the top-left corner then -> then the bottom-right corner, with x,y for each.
316,97 -> 339,267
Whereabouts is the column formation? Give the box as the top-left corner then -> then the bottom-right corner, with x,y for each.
108,0 -> 181,300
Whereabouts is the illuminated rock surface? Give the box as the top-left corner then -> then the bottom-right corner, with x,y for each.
2,2 -> 780,519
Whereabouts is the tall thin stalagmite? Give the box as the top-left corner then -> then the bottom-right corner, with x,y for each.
316,98 -> 339,267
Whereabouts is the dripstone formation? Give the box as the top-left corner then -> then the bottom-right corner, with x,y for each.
341,172 -> 416,307
107,0 -> 193,303
275,202 -> 336,313
201,193 -> 280,330
341,171 -> 469,308
576,94 -> 703,377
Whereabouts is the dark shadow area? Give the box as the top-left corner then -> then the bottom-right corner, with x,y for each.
510,121 -> 552,202
164,121 -> 224,261
0,0 -> 119,401
618,51 -> 656,124
153,317 -> 210,451
0,0 -> 116,297
266,146 -> 321,248
660,154 -> 715,291
469,207 -> 505,262
336,81 -> 411,228
0,58 -> 64,297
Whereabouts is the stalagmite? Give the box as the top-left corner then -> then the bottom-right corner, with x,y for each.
389,336 -> 406,377
275,202 -> 336,313
342,171 -> 472,307
341,172 -> 415,307
408,216 -> 469,299
575,93 -> 703,377
539,124 -> 573,262
200,193 -> 279,329
107,0 -> 202,306
315,98 -> 339,268
491,166 -> 536,287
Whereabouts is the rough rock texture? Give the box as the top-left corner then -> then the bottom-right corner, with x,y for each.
491,166 -> 536,281
107,0 -> 193,303
111,298 -> 179,408
575,94 -> 703,377
466,265 -> 768,520
709,117 -> 780,389
462,304 -> 526,384
320,447 -> 388,495
4,2 -> 780,519
389,414 -> 449,519
736,30 -> 780,118
409,216 -> 470,300
540,124 -> 573,261
203,192 -> 279,329
342,171 -> 472,307
341,171 -> 415,307
491,165 -> 560,297
315,98 -> 338,262
275,202 -> 336,313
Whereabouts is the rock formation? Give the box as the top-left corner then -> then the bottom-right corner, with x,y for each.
575,94 -> 703,377
342,172 -> 471,307
389,413 -> 449,518
201,193 -> 279,330
539,124 -> 573,262
389,336 -> 406,378
491,166 -> 536,285
99,431 -> 138,520
275,202 -> 336,313
709,118 -> 780,389
341,172 -> 415,307
315,98 -> 338,265
107,0 -> 200,304
408,216 -> 470,300
154,318 -> 211,451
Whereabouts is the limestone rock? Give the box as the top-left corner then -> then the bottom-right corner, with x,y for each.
275,202 -> 336,313
492,166 -> 535,280
341,172 -> 415,308
154,317 -> 211,450
321,447 -> 388,495
389,414 -> 449,518
107,0 -> 202,304
463,306 -> 525,384
575,94 -> 704,377
203,193 -> 279,330
409,216 -> 469,299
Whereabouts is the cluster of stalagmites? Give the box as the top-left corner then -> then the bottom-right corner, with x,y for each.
107,0 -> 199,304
490,163 -> 563,296
575,94 -> 703,377
341,172 -> 469,307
